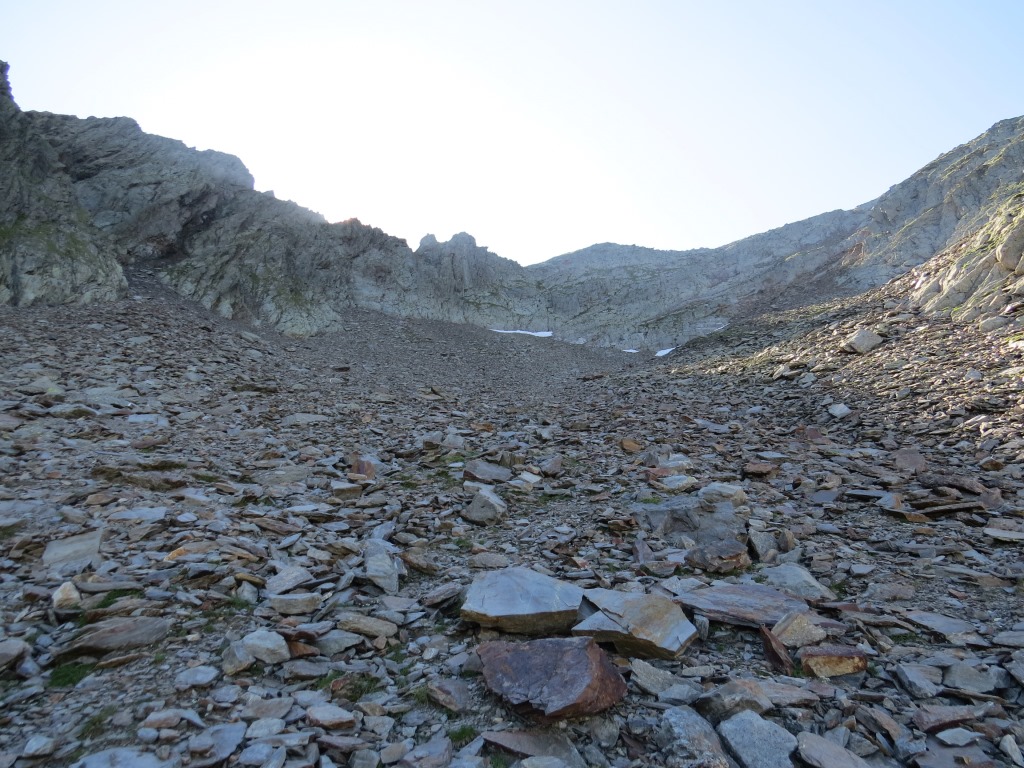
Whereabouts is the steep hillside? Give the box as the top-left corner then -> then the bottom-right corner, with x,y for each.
3,57 -> 1024,350
0,62 -> 125,305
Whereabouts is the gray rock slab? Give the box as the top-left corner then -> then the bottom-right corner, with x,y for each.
717,709 -> 796,768
363,539 -> 401,594
481,731 -> 586,768
174,665 -> 220,690
71,748 -> 179,768
241,629 -> 290,664
59,616 -> 171,658
189,722 -> 246,768
264,565 -> 313,595
905,611 -> 990,647
461,567 -> 584,634
758,564 -> 836,601
463,460 -> 513,484
462,486 -> 507,525
660,706 -> 732,768
674,583 -> 808,627
844,328 -> 883,354
43,529 -> 103,573
797,731 -> 873,768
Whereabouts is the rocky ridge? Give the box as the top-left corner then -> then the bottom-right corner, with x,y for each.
0,62 -> 126,306
2,250 -> 1024,768
3,59 -> 1024,349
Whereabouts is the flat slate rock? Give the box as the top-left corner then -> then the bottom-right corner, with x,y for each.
70,747 -> 178,768
477,637 -> 627,718
59,616 -> 171,658
572,588 -> 698,659
482,730 -> 586,768
904,611 -> 990,647
43,529 -> 103,573
797,731 -> 873,768
461,567 -> 584,634
717,709 -> 796,768
463,459 -> 513,483
660,706 -> 732,768
674,583 -> 808,627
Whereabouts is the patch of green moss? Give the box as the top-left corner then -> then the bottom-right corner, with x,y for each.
78,705 -> 117,739
448,724 -> 478,747
48,662 -> 96,688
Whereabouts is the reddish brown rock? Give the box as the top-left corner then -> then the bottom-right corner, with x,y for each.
684,540 -> 752,573
798,645 -> 867,678
619,438 -> 644,454
477,637 -> 627,718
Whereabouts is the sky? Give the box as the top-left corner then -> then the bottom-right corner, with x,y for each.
3,1 -> 1024,265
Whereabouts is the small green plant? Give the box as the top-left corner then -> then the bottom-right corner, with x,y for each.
315,670 -> 343,690
342,673 -> 381,700
410,685 -> 430,705
453,538 -> 473,551
489,755 -> 513,768
224,596 -> 254,612
448,724 -> 478,747
888,632 -> 921,645
152,652 -> 167,664
48,662 -> 96,688
78,705 -> 116,739
638,495 -> 662,504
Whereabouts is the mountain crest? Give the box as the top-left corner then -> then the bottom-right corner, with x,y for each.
2,60 -> 1024,347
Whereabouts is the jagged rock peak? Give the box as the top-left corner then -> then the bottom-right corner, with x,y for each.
416,232 -> 483,254
1,60 -> 16,110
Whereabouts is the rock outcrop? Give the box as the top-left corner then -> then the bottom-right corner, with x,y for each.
0,61 -> 125,305
4,59 -> 1024,350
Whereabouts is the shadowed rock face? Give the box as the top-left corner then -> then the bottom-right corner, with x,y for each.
4,58 -> 1024,346
0,61 -> 126,306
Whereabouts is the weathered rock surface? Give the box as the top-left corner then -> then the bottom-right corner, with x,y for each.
3,135 -> 1024,767
477,638 -> 627,718
0,61 -> 126,307
571,588 -> 698,659
7,59 -> 1024,350
461,567 -> 584,634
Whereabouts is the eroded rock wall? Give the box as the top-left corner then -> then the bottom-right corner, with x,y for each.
0,61 -> 126,306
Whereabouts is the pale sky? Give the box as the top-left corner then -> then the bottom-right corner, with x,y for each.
4,1 -> 1023,265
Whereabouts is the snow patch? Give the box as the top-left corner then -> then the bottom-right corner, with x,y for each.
490,329 -> 553,337
655,347 -> 676,357
622,349 -> 639,353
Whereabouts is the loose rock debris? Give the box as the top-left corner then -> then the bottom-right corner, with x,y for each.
0,271 -> 1023,766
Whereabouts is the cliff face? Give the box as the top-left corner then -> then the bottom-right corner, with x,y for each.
0,61 -> 126,305
4,55 -> 1024,346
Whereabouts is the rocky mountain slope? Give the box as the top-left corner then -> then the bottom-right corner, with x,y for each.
0,62 -> 125,306
2,58 -> 1023,349
3,250 -> 1024,767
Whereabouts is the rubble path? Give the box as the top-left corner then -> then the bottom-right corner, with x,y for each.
0,272 -> 1022,768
